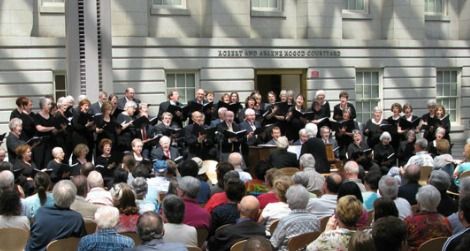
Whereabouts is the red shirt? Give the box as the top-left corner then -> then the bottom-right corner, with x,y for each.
405,211 -> 452,251
204,192 -> 227,214
258,192 -> 279,209
183,198 -> 211,229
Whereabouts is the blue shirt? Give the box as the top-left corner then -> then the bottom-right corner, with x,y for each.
26,205 -> 86,251
124,239 -> 187,251
78,228 -> 134,251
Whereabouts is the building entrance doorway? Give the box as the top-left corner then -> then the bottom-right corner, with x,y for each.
255,69 -> 307,104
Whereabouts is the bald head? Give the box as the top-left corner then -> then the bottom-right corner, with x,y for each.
228,152 -> 243,168
238,195 -> 260,220
405,164 -> 420,182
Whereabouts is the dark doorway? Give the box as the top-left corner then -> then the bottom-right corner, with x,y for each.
256,75 -> 281,103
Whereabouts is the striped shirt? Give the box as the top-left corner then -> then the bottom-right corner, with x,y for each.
78,228 -> 134,251
270,209 -> 320,251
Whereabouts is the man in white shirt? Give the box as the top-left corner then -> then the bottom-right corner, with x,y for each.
306,173 -> 342,218
405,138 -> 434,168
228,152 -> 252,183
85,171 -> 113,206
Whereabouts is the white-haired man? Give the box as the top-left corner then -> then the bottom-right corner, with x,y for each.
228,152 -> 252,183
26,180 -> 86,251
85,171 -> 113,206
300,123 -> 329,173
297,153 -> 325,193
150,135 -> 180,161
78,206 -> 134,250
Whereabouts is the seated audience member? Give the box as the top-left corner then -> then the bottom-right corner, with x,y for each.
307,195 -> 362,251
257,168 -> 282,209
405,185 -> 451,251
112,183 -> 140,233
0,170 -> 16,193
244,236 -> 273,251
372,216 -> 407,251
258,175 -> 293,235
26,180 -> 86,251
297,153 -> 325,193
378,175 -> 412,219
245,161 -> 270,196
362,170 -> 381,211
210,162 -> 234,195
271,185 -> 320,251
70,175 -> 100,220
179,159 -> 211,205
210,178 -> 245,235
86,170 -> 113,206
267,136 -> 298,168
307,173 -> 342,218
23,171 -> 54,219
405,138 -> 434,168
78,206 -> 134,250
448,177 -> 470,234
131,177 -> 156,214
429,170 -> 457,216
209,195 -> 266,251
0,190 -> 30,231
162,195 -> 198,247
228,152 -> 252,183
398,164 -> 421,205
177,176 -> 211,229
337,181 -> 369,229
125,211 -> 187,251
343,160 -> 366,192
373,197 -> 399,221
205,170 -> 239,213
453,144 -> 470,187
348,231 -> 376,251
443,194 -> 470,251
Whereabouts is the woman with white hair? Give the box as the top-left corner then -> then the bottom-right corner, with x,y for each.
6,118 -> 25,164
373,131 -> 397,173
404,185 -> 451,251
312,89 -> 330,119
363,106 -> 386,149
116,101 -> 137,153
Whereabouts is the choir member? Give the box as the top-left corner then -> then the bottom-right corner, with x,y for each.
239,108 -> 261,147
47,147 -> 67,183
108,94 -> 120,118
71,98 -> 95,161
229,92 -> 243,123
150,135 -> 181,161
286,89 -> 295,107
33,97 -> 56,169
428,127 -> 449,157
261,91 -> 278,127
251,92 -> 265,120
434,104 -> 451,142
387,103 -> 402,151
11,97 -> 35,141
90,91 -> 108,115
53,97 -> 73,163
373,131 -> 397,173
131,138 -> 146,164
333,91 -> 356,121
313,90 -> 331,119
319,126 -> 339,158
347,130 -> 373,170
70,143 -> 90,176
184,111 -> 215,160
363,106 -> 386,149
157,90 -> 185,128
210,107 -> 226,128
265,126 -> 282,145
398,103 -> 419,137
334,109 -> 357,159
115,101 -> 137,154
95,101 -> 118,156
6,118 -> 25,164
285,94 -> 307,141
216,110 -> 244,160
94,138 -> 117,187
420,99 -> 438,142
134,103 -> 158,159
13,144 -> 37,196
117,87 -> 141,111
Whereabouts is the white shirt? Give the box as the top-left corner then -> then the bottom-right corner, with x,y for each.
306,194 -> 337,218
85,187 -> 113,206
394,197 -> 412,220
235,168 -> 252,183
163,223 -> 198,247
405,151 -> 434,168
261,202 -> 291,235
